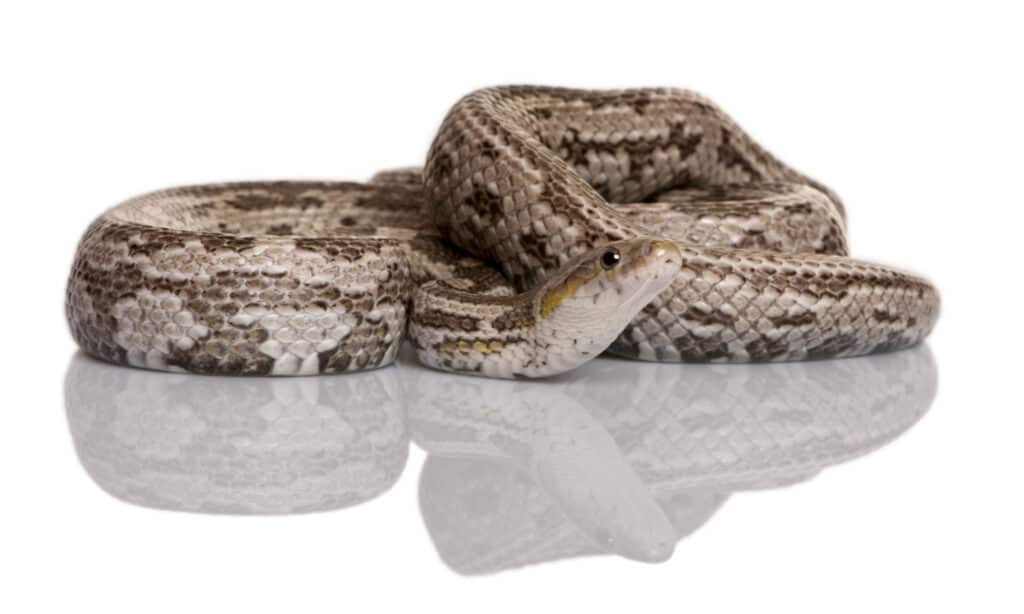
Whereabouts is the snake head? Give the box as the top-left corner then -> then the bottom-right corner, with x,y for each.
533,238 -> 680,372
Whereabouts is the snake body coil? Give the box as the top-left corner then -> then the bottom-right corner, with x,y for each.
66,86 -> 939,377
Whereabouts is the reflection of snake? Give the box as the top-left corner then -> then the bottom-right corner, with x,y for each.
66,86 -> 938,378
407,345 -> 937,574
63,353 -> 408,514
61,344 -> 937,568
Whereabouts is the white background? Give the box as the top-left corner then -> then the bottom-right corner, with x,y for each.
2,2 -> 1022,612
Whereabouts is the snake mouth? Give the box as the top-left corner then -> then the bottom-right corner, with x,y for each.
619,273 -> 669,315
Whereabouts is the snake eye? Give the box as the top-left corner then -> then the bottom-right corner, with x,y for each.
600,247 -> 621,270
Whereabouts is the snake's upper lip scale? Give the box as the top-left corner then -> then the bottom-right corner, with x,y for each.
631,238 -> 682,278
651,239 -> 681,271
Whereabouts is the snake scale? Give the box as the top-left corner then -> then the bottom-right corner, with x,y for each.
66,86 -> 939,378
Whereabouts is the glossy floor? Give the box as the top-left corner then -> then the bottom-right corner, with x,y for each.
64,345 -> 936,574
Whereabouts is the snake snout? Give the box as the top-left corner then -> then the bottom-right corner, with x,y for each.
638,238 -> 682,282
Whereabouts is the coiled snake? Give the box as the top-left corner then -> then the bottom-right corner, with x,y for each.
66,86 -> 939,377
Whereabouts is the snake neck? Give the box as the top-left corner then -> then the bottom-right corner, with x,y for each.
408,286 -> 613,380
408,238 -> 681,379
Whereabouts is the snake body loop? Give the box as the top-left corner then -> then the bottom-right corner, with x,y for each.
66,86 -> 939,377
425,86 -> 938,363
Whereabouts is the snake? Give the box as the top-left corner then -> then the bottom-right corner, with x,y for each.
65,86 -> 940,378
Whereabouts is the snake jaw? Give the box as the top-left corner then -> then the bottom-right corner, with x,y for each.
530,238 -> 681,375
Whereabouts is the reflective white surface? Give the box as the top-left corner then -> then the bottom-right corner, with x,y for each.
407,347 -> 935,573
7,6 -> 1022,610
64,345 -> 936,573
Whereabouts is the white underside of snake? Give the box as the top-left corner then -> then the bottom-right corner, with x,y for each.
66,86 -> 940,378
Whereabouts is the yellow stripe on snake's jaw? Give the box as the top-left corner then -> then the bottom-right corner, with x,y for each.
539,266 -> 602,318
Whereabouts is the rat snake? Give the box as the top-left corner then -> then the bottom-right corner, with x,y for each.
65,86 -> 939,377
